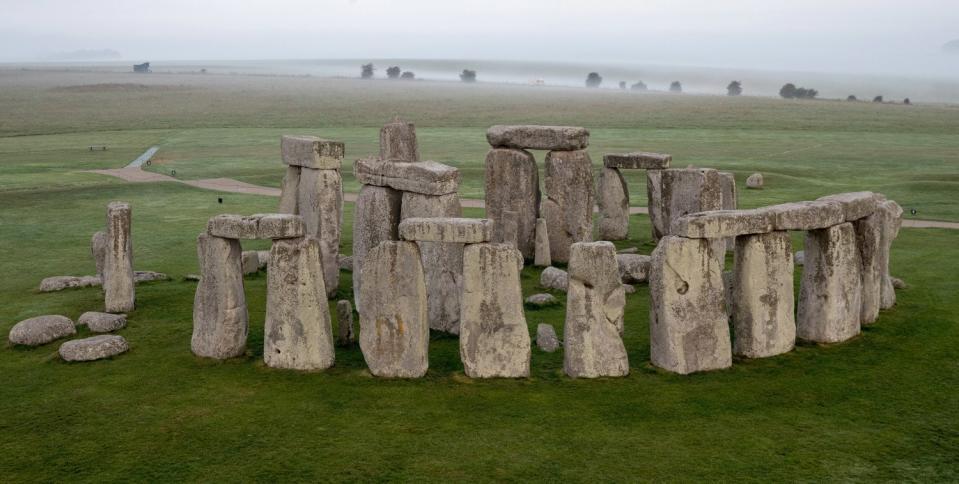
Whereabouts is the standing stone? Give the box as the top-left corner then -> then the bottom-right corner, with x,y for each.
497,210 -> 520,249
649,236 -> 732,374
564,242 -> 629,378
719,171 -> 737,251
661,168 -> 724,264
597,167 -> 629,241
646,169 -> 665,241
732,231 -> 795,358
277,165 -> 301,214
91,230 -> 107,279
297,167 -> 343,297
336,299 -> 355,346
542,150 -> 595,263
534,218 -> 551,267
536,323 -> 561,352
854,212 -> 883,325
358,241 -> 429,378
746,173 -> 764,189
379,119 -> 420,162
192,233 -> 248,359
104,201 -> 134,313
402,191 -> 464,334
616,254 -> 652,284
797,223 -> 862,343
241,250 -> 260,275
264,237 -> 335,370
352,184 -> 402,313
484,148 -> 540,258
460,243 -> 531,378
879,200 -> 903,309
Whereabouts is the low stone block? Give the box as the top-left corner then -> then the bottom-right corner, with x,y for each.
398,217 -> 493,243
603,152 -> 671,170
354,158 -> 459,195
281,135 -> 344,169
616,254 -> 652,284
59,335 -> 129,362
758,200 -> 845,231
78,312 -> 127,333
379,119 -> 420,162
536,323 -> 561,352
746,173 -> 763,189
732,231 -> 795,358
671,209 -> 775,239
525,293 -> 559,307
9,315 -> 75,346
486,125 -> 589,151
818,191 -> 880,222
797,223 -> 862,343
39,275 -> 102,292
540,266 -> 568,292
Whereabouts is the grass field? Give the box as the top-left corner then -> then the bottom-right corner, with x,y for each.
1,68 -> 957,481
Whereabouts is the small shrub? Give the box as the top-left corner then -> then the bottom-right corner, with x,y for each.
586,72 -> 603,88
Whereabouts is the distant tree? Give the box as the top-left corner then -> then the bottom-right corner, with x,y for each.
779,83 -> 797,99
460,69 -> 477,83
873,95 -> 884,103
586,72 -> 603,88
619,81 -> 627,90
727,80 -> 742,96
361,63 -> 375,79
400,71 -> 415,80
386,66 -> 401,79
847,95 -> 858,101
631,80 -> 647,91
670,81 -> 683,92
904,98 -> 911,105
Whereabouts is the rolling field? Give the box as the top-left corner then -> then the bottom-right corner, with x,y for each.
1,68 -> 957,481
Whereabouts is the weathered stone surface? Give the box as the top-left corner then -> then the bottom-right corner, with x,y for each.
192,233 -> 248,359
533,218 -> 551,267
671,209 -> 774,239
134,270 -> 168,283
603,152 -> 671,170
398,217 -> 492,243
540,266 -> 568,292
649,236 -> 732,374
536,323 -> 561,353
719,171 -> 737,251
647,169 -> 665,241
379,119 -> 420,162
338,254 -> 352,271
661,168 -> 723,236
352,185 -> 402,314
39,275 -> 102,292
207,213 -> 305,240
732,231 -> 795,358
358,241 -> 429,378
746,173 -> 763,189
336,299 -> 355,346
542,149 -> 595,263
622,283 -> 636,295
616,254 -> 652,284
818,192 -> 880,222
758,200 -> 845,231
104,201 -> 135,313
460,244 -> 531,378
8,315 -> 75,346
494,210 -> 519,249
257,250 -> 270,268
597,167 -> 629,241
854,212 -> 883,325
891,277 -> 906,289
797,223 -> 862,343
277,165 -> 301,213
281,135 -> 344,169
354,158 -> 459,195
78,312 -> 127,333
59,335 -> 129,362
264,237 -> 335,370
794,250 -> 805,266
486,125 -> 589,151
618,247 -> 638,254
91,230 -> 107,278
484,148 -> 540,258
241,250 -> 260,275
564,242 -> 629,378
525,293 -> 559,307
297,167 -> 343,296
879,200 -> 903,309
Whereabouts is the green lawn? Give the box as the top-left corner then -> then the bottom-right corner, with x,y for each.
0,69 -> 957,481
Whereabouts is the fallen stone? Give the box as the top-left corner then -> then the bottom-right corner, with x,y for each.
8,315 -> 75,346
564,242 -> 629,377
649,236 -> 732,374
281,135 -> 344,169
207,213 -> 305,240
59,335 -> 129,362
746,173 -> 763,189
540,266 -> 568,292
797,223 -> 862,343
192,233 -> 248,359
354,158 -> 459,195
758,200 -> 845,231
358,241 -> 429,378
542,149 -> 595,263
297,167 -> 343,296
646,169 -> 665,241
398,217 -> 493,243
818,192 -> 880,222
352,185 -> 402,314
184,274 -> 201,281
336,299 -> 355,346
533,218 -> 551,267
379,119 -> 420,162
891,277 -> 906,289
134,271 -> 169,283
671,209 -> 774,239
597,167 -> 629,241
525,293 -> 559,307
616,254 -> 652,283
77,312 -> 127,333
732,231 -> 795,358
91,230 -> 107,278
536,323 -> 561,352
603,152 -> 671,170
104,201 -> 135,313
794,250 -> 805,266
484,148 -> 540,258
39,275 -> 102,292
277,165 -> 301,213
486,125 -> 589,151
854,211 -> 883,325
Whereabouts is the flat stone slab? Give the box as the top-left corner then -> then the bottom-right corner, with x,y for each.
817,192 -> 881,222
354,158 -> 459,195
671,209 -> 775,239
758,201 -> 845,231
603,152 -> 671,170
77,312 -> 127,332
207,213 -> 305,240
486,125 -> 589,151
59,335 -> 129,362
39,275 -> 102,292
525,293 -> 559,307
281,135 -> 344,169
398,217 -> 493,243
9,315 -> 76,346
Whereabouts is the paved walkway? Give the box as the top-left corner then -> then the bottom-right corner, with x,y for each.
87,147 -> 959,231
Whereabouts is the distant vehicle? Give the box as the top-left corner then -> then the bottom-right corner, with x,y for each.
133,62 -> 151,73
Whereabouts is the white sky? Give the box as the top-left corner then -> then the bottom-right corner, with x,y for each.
2,0 -> 958,76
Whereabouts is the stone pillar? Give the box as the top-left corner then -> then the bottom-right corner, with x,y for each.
460,243 -> 530,378
336,299 -> 355,347
264,237 -> 335,370
879,200 -> 903,309
564,241 -> 628,378
379,118 -> 420,162
358,241 -> 429,378
542,149 -> 595,263
277,165 -> 301,214
732,231 -> 795,358
484,148 -> 540,259
401,191 -> 464,334
597,167 -> 629,241
797,223 -> 862,343
298,167 -> 344,297
352,184 -> 402,313
533,218 -> 551,267
192,233 -> 248,359
646,170 -> 665,242
854,212 -> 883,325
91,230 -> 107,279
496,210 -> 519,249
719,171 -> 737,251
104,201 -> 135,313
649,236 -> 731,374
662,168 -> 725,264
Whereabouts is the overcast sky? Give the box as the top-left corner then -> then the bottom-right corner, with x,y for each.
2,0 -> 957,77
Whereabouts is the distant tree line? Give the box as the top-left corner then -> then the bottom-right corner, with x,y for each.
779,83 -> 818,99
361,63 -> 477,83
